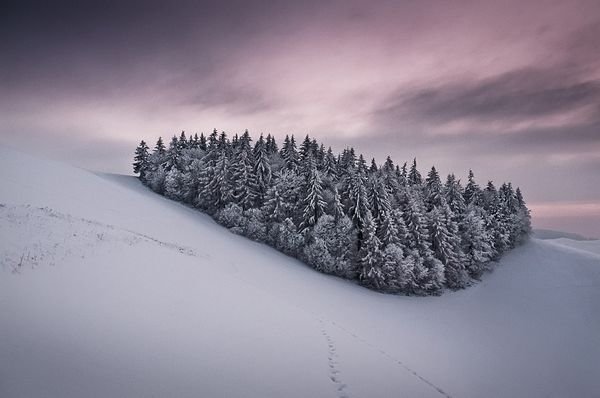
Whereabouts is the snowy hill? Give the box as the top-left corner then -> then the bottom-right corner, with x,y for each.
2,146 -> 600,398
533,228 -> 595,241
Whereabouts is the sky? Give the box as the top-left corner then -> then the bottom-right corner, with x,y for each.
2,0 -> 599,237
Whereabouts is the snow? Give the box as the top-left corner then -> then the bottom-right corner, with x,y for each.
1,146 -> 600,398
545,238 -> 600,258
533,228 -> 594,241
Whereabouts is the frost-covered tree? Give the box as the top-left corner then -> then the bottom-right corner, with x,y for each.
403,194 -> 445,294
299,134 -> 314,163
231,139 -> 257,210
217,203 -> 246,235
444,173 -> 466,219
460,208 -> 493,278
425,166 -> 443,211
148,164 -> 166,194
270,218 -> 304,256
164,135 -> 181,171
300,163 -> 326,232
331,186 -> 345,221
428,206 -> 469,289
280,135 -> 299,171
464,170 -> 483,207
359,212 -> 385,290
343,168 -> 369,248
133,140 -> 150,181
164,168 -> 185,201
154,136 -> 166,156
515,187 -> 532,243
253,134 -> 272,207
305,214 -> 355,277
205,150 -> 232,211
178,131 -> 188,151
408,158 -> 422,186
181,159 -> 204,204
368,176 -> 400,248
265,134 -> 279,155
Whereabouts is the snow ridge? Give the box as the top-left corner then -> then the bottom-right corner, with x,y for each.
1,203 -> 202,274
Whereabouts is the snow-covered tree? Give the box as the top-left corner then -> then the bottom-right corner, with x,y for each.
300,163 -> 326,232
464,170 -> 483,207
231,140 -> 257,210
460,208 -> 493,278
164,168 -> 185,201
280,135 -> 299,171
133,140 -> 150,181
428,206 -> 469,289
358,212 -> 385,290
253,134 -> 272,207
408,158 -> 422,186
425,166 -> 444,211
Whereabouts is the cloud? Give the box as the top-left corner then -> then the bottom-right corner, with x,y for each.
374,67 -> 600,128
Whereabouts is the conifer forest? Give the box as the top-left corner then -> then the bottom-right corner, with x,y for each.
133,130 -> 531,295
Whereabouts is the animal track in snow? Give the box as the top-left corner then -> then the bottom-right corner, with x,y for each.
326,319 -> 453,398
319,319 -> 350,398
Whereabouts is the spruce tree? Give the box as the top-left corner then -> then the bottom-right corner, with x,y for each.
359,212 -> 385,290
300,162 -> 326,232
369,158 -> 378,173
404,193 -> 445,294
332,187 -> 345,221
515,187 -> 532,242
281,135 -> 299,171
263,184 -> 287,223
425,166 -> 443,211
323,147 -> 338,179
299,134 -> 313,162
253,134 -> 272,207
444,173 -> 466,219
231,137 -> 257,210
206,150 -> 232,211
164,135 -> 180,171
178,131 -> 188,150
154,136 -> 166,155
344,168 -> 369,248
133,140 -> 150,181
428,206 -> 469,289
408,158 -> 422,186
464,170 -> 483,206
460,208 -> 493,278
382,156 -> 394,173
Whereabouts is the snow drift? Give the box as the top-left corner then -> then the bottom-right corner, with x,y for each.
1,146 -> 599,398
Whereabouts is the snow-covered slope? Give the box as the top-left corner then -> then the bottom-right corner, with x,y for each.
544,238 -> 600,258
2,146 -> 600,398
533,228 -> 594,241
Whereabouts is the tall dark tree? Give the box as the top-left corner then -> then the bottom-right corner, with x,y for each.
253,134 -> 272,207
154,136 -> 166,155
445,174 -> 466,218
133,140 -> 150,181
281,135 -> 299,171
300,162 -> 326,232
464,170 -> 483,206
428,205 -> 469,289
231,134 -> 257,210
359,212 -> 385,290
408,158 -> 422,186
425,166 -> 443,211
